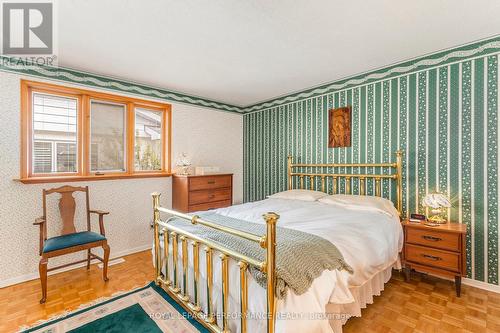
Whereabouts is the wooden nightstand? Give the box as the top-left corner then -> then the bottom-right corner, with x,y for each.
402,220 -> 467,296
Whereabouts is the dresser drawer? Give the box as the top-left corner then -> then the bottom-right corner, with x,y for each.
405,244 -> 460,272
189,175 -> 232,191
189,188 -> 231,205
406,227 -> 460,251
188,199 -> 231,212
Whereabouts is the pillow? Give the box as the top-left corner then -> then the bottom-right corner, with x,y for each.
318,194 -> 398,217
268,189 -> 328,202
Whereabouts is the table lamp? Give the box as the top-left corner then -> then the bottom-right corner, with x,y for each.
422,193 -> 451,224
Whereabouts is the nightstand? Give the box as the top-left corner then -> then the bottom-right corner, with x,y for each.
402,220 -> 467,296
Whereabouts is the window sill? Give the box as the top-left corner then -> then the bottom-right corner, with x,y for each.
16,172 -> 172,184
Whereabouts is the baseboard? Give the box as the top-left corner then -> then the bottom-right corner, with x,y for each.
0,244 -> 151,288
463,278 -> 500,293
97,257 -> 125,268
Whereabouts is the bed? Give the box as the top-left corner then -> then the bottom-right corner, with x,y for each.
151,151 -> 404,333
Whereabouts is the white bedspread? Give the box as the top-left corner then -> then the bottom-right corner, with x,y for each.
156,198 -> 403,333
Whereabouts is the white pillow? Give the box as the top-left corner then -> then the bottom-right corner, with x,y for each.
268,189 -> 328,202
318,194 -> 398,217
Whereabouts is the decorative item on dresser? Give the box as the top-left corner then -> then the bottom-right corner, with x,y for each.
402,220 -> 467,296
172,173 -> 233,212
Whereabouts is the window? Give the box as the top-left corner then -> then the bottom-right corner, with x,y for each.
134,107 -> 163,171
32,93 -> 77,174
90,101 -> 126,172
20,80 -> 171,183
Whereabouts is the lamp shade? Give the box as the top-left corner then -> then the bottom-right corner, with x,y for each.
422,193 -> 451,209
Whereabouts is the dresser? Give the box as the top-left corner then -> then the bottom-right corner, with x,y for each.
172,174 -> 233,213
402,220 -> 467,296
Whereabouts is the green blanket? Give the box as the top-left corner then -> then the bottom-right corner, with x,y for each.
164,212 -> 353,299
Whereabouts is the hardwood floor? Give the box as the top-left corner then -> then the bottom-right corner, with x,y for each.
343,273 -> 500,333
1,250 -> 499,333
0,251 -> 154,333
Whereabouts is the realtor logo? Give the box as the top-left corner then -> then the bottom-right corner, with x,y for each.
2,2 -> 53,54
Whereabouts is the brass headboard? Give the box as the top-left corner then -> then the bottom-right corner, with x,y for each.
287,150 -> 403,216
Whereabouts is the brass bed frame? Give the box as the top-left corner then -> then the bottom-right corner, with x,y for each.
151,150 -> 403,333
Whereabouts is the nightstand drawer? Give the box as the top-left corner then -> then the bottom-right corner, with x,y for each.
189,175 -> 232,191
189,188 -> 231,205
406,228 -> 460,251
405,244 -> 460,272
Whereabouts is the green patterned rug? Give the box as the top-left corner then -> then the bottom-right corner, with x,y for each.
22,282 -> 209,333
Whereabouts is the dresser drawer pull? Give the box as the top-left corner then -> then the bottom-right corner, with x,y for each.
207,181 -> 216,184
422,235 -> 442,242
422,254 -> 442,261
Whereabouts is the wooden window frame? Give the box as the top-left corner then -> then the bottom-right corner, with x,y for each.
19,80 -> 172,184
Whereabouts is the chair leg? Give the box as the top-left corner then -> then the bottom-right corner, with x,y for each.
102,244 -> 110,282
87,249 -> 91,270
39,257 -> 48,304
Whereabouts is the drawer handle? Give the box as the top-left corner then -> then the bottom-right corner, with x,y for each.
422,235 -> 442,242
207,181 -> 216,184
422,254 -> 442,261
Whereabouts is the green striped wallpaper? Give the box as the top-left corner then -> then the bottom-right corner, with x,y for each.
243,42 -> 500,285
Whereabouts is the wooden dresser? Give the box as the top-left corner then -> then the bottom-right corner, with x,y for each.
402,220 -> 467,296
172,174 -> 233,213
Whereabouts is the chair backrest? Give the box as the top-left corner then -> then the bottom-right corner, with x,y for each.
43,185 -> 90,236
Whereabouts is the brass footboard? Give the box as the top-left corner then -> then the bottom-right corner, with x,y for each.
152,193 -> 279,333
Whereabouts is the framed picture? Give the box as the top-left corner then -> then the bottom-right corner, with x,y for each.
328,106 -> 351,148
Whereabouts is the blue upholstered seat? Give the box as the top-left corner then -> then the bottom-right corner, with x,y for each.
43,231 -> 106,253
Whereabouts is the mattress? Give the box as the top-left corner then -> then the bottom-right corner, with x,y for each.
154,197 -> 404,332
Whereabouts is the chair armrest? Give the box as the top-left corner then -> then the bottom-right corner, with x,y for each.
89,210 -> 110,216
90,210 -> 109,236
34,217 -> 46,255
33,217 -> 46,225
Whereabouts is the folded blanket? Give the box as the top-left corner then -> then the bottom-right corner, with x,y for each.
163,211 -> 352,299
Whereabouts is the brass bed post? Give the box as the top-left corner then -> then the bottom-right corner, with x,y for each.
239,261 -> 249,333
375,177 -> 381,197
171,232 -> 180,293
192,241 -> 201,312
395,150 -> 403,216
163,229 -> 170,286
287,155 -> 293,190
152,193 -> 161,284
204,247 -> 215,324
181,236 -> 189,302
220,253 -> 230,332
263,212 -> 279,333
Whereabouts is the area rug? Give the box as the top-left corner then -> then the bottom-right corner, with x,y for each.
22,282 -> 209,333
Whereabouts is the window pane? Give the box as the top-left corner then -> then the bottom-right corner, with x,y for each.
56,142 -> 77,172
134,108 -> 162,171
33,141 -> 52,173
90,101 -> 126,172
32,93 -> 77,174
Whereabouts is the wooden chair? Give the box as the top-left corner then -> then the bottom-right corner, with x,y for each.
34,185 -> 110,303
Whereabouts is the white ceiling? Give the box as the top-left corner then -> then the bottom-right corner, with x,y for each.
58,0 -> 500,107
